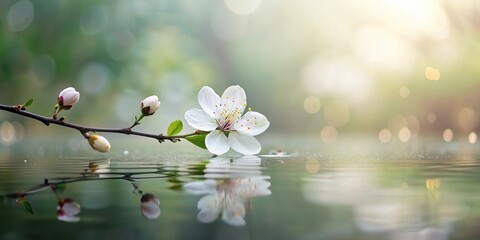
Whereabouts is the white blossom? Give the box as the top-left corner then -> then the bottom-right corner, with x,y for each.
185,86 -> 270,155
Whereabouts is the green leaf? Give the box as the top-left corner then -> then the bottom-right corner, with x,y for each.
23,99 -> 34,107
167,177 -> 183,184
55,183 -> 66,193
21,199 -> 34,215
185,133 -> 208,150
169,184 -> 183,191
167,120 -> 183,136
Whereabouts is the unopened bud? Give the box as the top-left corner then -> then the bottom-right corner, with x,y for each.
57,87 -> 80,110
88,134 -> 111,153
140,193 -> 160,219
141,95 -> 160,116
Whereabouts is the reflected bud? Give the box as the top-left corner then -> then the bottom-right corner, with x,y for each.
58,87 -> 80,110
57,198 -> 81,222
141,193 -> 160,219
141,95 -> 161,116
88,134 -> 111,153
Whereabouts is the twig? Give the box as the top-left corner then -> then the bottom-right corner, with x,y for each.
0,103 -> 200,142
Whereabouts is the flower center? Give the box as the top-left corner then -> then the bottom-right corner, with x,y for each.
214,102 -> 243,131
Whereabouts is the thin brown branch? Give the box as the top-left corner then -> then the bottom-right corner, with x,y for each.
0,103 -> 199,142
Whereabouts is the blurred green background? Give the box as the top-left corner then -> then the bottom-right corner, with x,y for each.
1,0 -> 480,147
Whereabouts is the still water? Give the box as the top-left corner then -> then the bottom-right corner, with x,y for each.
1,138 -> 480,240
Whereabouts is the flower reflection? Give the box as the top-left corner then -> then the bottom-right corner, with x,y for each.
184,156 -> 271,226
140,193 -> 161,219
57,198 -> 81,222
203,155 -> 263,178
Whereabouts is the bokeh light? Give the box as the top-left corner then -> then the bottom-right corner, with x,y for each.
468,132 -> 477,144
7,0 -> 34,32
398,127 -> 411,143
427,112 -> 437,124
425,67 -> 441,81
303,96 -> 321,114
1,121 -> 16,145
443,129 -> 454,143
378,128 -> 392,143
321,126 -> 337,144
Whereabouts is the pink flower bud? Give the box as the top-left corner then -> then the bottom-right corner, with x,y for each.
141,193 -> 160,219
57,87 -> 80,109
57,198 -> 81,222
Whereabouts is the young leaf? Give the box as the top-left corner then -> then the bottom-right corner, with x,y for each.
20,199 -> 34,215
23,99 -> 34,107
185,133 -> 208,150
55,183 -> 66,193
167,120 -> 183,136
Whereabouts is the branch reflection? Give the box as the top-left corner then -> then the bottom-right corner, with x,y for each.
2,159 -> 167,222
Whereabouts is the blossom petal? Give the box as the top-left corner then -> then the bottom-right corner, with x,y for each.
206,130 -> 230,155
222,201 -> 246,226
197,195 -> 221,223
197,194 -> 220,210
183,180 -> 217,195
222,213 -> 246,226
220,85 -> 247,117
185,108 -> 217,131
62,91 -> 80,106
58,87 -> 76,97
198,86 -> 221,118
198,208 -> 221,223
234,111 -> 270,136
228,131 -> 261,155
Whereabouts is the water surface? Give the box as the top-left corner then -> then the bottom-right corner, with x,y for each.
1,139 -> 480,240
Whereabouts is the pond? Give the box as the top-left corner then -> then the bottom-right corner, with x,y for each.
1,137 -> 479,240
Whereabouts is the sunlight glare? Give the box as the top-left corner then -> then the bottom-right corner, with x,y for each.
302,58 -> 372,104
